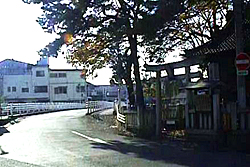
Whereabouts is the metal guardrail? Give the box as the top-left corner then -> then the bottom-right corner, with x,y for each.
0,102 -> 85,117
86,101 -> 113,115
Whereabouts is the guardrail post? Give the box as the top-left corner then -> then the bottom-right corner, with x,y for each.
10,104 -> 13,117
91,102 -> 93,113
86,101 -> 89,114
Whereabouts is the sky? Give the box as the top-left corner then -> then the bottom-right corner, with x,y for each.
0,0 -> 184,85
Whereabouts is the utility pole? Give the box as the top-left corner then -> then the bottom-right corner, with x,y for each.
235,0 -> 246,130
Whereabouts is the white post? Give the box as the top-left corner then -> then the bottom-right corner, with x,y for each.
10,103 -> 13,116
185,104 -> 189,129
185,66 -> 191,129
191,114 -> 194,128
240,113 -> 245,130
209,114 -> 212,130
199,113 -> 203,129
213,93 -> 220,131
229,102 -> 237,130
204,114 -> 207,129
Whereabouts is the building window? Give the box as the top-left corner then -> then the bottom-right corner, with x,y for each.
81,86 -> 85,92
50,73 -> 58,78
12,87 -> 16,92
49,73 -> 66,78
22,88 -> 29,93
54,86 -> 67,94
76,85 -> 85,93
36,70 -> 45,77
59,73 -> 66,78
34,86 -> 48,93
7,87 -> 11,92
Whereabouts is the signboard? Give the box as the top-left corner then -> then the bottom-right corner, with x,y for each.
197,89 -> 209,95
237,70 -> 249,76
235,52 -> 250,71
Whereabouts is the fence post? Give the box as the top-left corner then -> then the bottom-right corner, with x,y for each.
10,103 -> 13,117
92,102 -> 94,113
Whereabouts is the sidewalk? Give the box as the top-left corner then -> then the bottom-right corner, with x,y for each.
89,108 -> 250,153
89,108 -> 117,128
93,108 -> 114,115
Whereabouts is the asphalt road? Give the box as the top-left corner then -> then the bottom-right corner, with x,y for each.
0,109 -> 248,167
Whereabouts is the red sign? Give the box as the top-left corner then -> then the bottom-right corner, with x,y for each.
235,52 -> 250,71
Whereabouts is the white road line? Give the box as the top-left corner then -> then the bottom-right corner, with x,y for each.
71,131 -> 109,144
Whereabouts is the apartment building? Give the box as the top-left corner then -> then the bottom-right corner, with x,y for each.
49,69 -> 86,102
0,57 -> 86,103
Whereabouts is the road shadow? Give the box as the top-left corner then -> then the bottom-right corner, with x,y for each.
0,149 -> 8,155
0,127 -> 9,155
0,144 -> 9,155
0,119 -> 10,126
0,127 -> 9,136
90,139 -> 248,167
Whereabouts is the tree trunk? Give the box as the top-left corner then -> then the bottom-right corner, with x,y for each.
128,34 -> 145,127
125,58 -> 135,107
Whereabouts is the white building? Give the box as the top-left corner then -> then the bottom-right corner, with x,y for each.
49,69 -> 86,102
0,57 -> 86,103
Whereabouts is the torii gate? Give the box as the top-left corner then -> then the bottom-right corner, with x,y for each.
144,55 -> 203,138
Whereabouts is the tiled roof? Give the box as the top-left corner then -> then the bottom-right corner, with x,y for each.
185,33 -> 236,57
184,18 -> 250,57
0,59 -> 34,66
